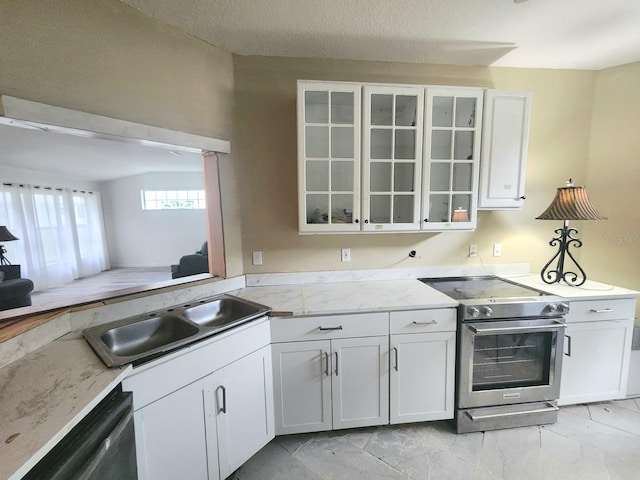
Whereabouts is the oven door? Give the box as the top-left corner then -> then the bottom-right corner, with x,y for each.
458,318 -> 565,409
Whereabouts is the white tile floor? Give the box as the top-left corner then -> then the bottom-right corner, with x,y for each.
29,267 -> 172,307
231,399 -> 640,480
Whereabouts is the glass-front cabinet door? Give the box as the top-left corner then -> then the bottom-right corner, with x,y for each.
362,86 -> 424,232
297,81 -> 361,233
422,87 -> 483,231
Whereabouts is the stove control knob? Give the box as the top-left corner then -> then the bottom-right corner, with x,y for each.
467,306 -> 480,318
545,304 -> 558,314
557,303 -> 570,314
480,306 -> 493,317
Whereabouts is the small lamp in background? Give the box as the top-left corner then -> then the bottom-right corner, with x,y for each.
0,226 -> 19,265
536,179 -> 606,286
452,207 -> 469,222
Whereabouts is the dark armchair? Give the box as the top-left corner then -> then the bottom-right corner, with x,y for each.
171,242 -> 209,279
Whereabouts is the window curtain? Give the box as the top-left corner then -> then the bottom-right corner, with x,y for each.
0,183 -> 110,291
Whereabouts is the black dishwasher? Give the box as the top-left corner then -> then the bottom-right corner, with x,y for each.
23,386 -> 137,480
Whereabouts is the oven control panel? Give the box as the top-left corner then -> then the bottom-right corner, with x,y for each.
463,301 -> 569,321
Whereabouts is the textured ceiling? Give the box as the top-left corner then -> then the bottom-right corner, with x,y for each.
121,0 -> 640,70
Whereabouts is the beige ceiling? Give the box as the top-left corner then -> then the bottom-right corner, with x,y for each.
121,0 -> 640,70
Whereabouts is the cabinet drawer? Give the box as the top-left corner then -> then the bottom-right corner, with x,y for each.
270,312 -> 389,342
390,309 -> 457,334
565,298 -> 636,323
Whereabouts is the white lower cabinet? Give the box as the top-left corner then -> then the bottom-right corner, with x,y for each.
389,309 -> 456,424
270,312 -> 390,435
560,319 -> 634,405
210,346 -> 274,479
133,379 -> 214,480
123,319 -> 274,480
390,331 -> 456,423
559,298 -> 635,406
272,336 -> 389,434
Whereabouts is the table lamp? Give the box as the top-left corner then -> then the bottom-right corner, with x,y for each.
0,226 -> 19,266
535,179 -> 606,286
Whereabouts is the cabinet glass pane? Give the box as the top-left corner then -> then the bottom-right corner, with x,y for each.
394,130 -> 416,160
331,161 -> 354,191
452,194 -> 472,220
431,130 -> 452,159
371,129 -> 392,159
432,96 -> 453,127
394,163 -> 415,192
370,195 -> 391,223
305,126 -> 329,158
331,194 -> 353,223
371,95 -> 393,125
395,95 -> 417,126
430,163 -> 451,191
455,97 -> 476,128
306,160 -> 329,191
306,194 -> 328,224
452,163 -> 472,191
331,92 -> 354,124
454,131 -> 474,160
305,91 -> 328,123
370,162 -> 391,192
394,195 -> 414,223
331,126 -> 354,158
429,194 -> 450,223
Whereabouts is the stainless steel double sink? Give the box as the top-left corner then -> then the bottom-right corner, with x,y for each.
83,294 -> 271,367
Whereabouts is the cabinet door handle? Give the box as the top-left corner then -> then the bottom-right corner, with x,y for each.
412,320 -> 437,326
217,385 -> 227,413
393,347 -> 399,371
324,352 -> 329,376
334,351 -> 339,376
319,326 -> 343,331
590,308 -> 614,313
564,334 -> 572,357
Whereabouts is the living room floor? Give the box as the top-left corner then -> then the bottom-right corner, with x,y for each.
29,267 -> 171,307
230,399 -> 640,480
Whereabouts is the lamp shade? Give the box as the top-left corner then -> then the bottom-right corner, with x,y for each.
0,226 -> 18,242
536,185 -> 606,221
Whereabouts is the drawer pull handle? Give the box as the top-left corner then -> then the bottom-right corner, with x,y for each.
319,326 -> 343,331
590,308 -> 614,313
412,320 -> 438,326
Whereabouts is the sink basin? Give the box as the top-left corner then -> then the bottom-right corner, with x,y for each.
99,315 -> 199,358
83,294 -> 271,367
182,296 -> 264,328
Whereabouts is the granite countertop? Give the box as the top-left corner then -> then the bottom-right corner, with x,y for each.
234,279 -> 458,316
504,274 -> 640,300
0,335 -> 131,480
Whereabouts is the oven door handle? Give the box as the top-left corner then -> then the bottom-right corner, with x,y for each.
467,320 -> 566,335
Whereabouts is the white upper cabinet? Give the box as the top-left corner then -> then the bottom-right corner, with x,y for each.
362,85 -> 424,232
478,90 -> 532,210
297,81 -> 362,233
422,87 -> 483,231
296,81 -> 532,233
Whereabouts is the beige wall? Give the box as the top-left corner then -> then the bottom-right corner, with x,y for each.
0,0 -> 244,277
584,62 -> 640,294
233,56 -> 598,274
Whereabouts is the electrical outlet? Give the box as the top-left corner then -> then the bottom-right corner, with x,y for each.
469,244 -> 478,257
493,243 -> 502,257
252,251 -> 263,265
341,248 -> 351,262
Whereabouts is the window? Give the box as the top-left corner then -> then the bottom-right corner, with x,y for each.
141,189 -> 206,210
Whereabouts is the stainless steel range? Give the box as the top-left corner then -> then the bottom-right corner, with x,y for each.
420,276 -> 569,433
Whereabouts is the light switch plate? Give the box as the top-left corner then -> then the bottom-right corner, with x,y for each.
252,251 -> 263,265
